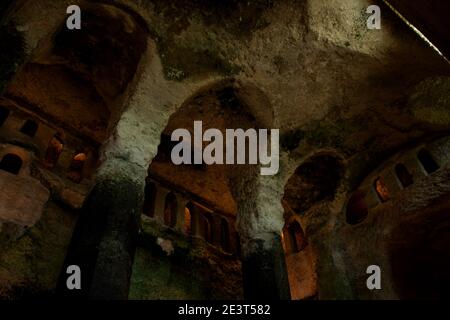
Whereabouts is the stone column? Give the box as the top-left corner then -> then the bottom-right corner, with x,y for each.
176,197 -> 189,232
190,205 -> 201,237
153,185 -> 169,224
229,226 -> 239,255
211,214 -> 223,248
240,232 -> 291,300
59,157 -> 146,300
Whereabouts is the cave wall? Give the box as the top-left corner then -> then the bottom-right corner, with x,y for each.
0,200 -> 77,299
129,217 -> 243,300
0,0 -> 449,300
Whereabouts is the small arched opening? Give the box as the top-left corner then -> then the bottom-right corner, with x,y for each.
143,182 -> 157,217
395,163 -> 413,188
0,153 -> 23,175
346,190 -> 369,225
374,177 -> 390,203
164,192 -> 178,228
199,213 -> 213,244
417,149 -> 439,174
43,133 -> 64,169
67,152 -> 87,183
20,119 -> 39,137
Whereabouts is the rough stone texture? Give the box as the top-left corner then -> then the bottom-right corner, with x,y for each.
0,201 -> 77,299
0,170 -> 49,226
241,233 -> 291,300
285,246 -> 317,300
2,0 -> 450,300
58,162 -> 144,300
129,217 -> 243,300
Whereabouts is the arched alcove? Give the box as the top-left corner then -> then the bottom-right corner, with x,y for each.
346,190 -> 369,225
281,154 -> 343,300
148,81 -> 265,230
395,163 -> 413,188
0,153 -> 22,174
20,119 -> 38,137
67,152 -> 87,183
43,133 -> 64,169
4,2 -> 149,143
145,81 -> 278,299
283,154 -> 344,214
199,213 -> 213,244
374,177 -> 390,203
417,149 -> 439,174
164,192 -> 178,228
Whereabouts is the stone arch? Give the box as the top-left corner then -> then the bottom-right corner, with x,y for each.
145,79 -> 290,299
280,152 -> 345,300
4,1 -> 149,144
